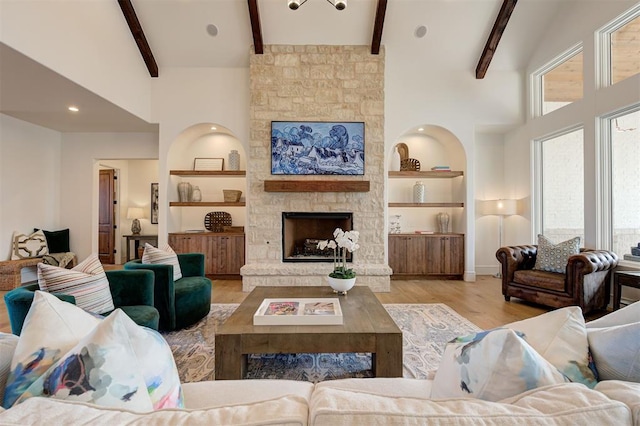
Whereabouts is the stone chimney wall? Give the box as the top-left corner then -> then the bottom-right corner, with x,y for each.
242,45 -> 390,291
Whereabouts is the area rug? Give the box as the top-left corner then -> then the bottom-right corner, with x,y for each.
162,303 -> 481,383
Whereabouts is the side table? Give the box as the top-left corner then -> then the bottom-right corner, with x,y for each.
123,234 -> 158,261
613,270 -> 640,310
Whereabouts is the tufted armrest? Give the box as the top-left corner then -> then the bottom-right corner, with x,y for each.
567,250 -> 619,275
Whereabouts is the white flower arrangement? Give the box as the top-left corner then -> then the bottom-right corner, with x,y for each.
317,228 -> 360,279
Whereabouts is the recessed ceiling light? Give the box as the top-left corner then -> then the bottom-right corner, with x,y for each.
211,126 -> 217,131
68,106 -> 79,112
418,127 -> 424,132
415,25 -> 428,39
206,24 -> 218,37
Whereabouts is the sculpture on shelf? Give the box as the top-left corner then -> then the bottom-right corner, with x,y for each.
177,182 -> 192,202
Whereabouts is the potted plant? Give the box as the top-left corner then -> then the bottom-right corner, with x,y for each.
317,228 -> 360,294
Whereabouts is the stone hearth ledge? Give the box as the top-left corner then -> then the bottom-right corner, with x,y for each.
240,263 -> 392,293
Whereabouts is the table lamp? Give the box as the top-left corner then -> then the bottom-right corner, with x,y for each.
127,207 -> 145,235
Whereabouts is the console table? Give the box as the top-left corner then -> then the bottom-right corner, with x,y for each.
613,270 -> 640,310
123,234 -> 158,261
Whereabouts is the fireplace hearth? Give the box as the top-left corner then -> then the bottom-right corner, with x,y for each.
282,212 -> 353,262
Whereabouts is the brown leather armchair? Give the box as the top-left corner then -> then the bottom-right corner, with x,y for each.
496,245 -> 618,314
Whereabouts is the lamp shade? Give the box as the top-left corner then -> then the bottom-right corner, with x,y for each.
127,207 -> 144,220
481,199 -> 517,216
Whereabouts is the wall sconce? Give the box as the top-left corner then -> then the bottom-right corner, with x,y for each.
127,207 -> 145,235
481,199 -> 518,277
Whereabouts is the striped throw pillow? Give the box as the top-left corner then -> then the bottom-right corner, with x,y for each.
142,244 -> 183,281
37,253 -> 114,314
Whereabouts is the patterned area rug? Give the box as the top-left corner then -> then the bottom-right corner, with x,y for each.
162,303 -> 480,383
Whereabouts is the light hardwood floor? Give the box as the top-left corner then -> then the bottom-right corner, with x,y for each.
0,275 -> 609,333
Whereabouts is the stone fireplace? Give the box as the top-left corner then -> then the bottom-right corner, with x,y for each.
282,212 -> 353,263
241,45 -> 391,292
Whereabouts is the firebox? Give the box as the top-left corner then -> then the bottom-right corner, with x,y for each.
282,212 -> 353,262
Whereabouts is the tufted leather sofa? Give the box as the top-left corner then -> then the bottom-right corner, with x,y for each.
496,245 -> 618,314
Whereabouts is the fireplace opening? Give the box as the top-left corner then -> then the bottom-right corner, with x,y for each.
282,212 -> 353,262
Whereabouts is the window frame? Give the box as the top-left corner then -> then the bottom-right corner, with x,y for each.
531,43 -> 583,118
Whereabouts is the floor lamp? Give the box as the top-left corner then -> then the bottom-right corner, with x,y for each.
482,199 -> 518,278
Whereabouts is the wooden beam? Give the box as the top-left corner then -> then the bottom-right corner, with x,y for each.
118,0 -> 158,77
371,0 -> 388,55
475,0 -> 517,79
247,0 -> 264,54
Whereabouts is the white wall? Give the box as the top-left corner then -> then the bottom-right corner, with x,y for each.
0,0 -> 152,121
0,114 -> 61,260
60,133 -> 158,260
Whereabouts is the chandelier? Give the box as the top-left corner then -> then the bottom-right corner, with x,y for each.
288,0 -> 347,11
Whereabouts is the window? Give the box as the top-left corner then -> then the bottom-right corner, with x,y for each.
599,6 -> 640,87
532,45 -> 583,116
534,128 -> 585,243
603,107 -> 640,260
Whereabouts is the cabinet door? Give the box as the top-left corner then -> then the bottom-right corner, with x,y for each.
388,235 -> 407,274
210,235 -> 245,275
389,235 -> 427,275
169,234 -> 214,274
424,235 -> 464,275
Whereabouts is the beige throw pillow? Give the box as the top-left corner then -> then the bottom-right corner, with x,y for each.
142,244 -> 182,281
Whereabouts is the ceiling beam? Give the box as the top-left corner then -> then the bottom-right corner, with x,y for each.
371,0 -> 388,55
248,0 -> 264,54
475,0 -> 517,79
118,0 -> 158,78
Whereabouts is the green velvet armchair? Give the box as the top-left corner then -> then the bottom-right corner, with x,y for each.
4,269 -> 160,335
124,253 -> 212,331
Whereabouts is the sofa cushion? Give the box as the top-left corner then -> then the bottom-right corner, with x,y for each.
533,234 -> 580,273
0,334 -> 19,404
0,394 -> 309,425
513,269 -> 566,291
11,230 -> 48,260
587,321 -> 640,382
37,253 -> 114,315
309,383 -> 630,425
314,377 -> 433,400
182,379 -> 314,409
504,306 -> 597,387
142,244 -> 182,281
431,328 -> 567,401
587,299 -> 640,328
594,380 -> 640,424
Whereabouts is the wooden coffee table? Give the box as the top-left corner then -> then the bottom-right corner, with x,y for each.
215,286 -> 403,380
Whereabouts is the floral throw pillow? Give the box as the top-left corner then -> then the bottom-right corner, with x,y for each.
431,328 -> 567,402
533,234 -> 580,273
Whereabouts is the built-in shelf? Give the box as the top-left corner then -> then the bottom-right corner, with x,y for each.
170,202 -> 246,207
389,202 -> 464,208
389,171 -> 463,178
264,180 -> 370,192
170,170 -> 246,176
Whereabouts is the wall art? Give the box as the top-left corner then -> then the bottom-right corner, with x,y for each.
150,183 -> 159,224
271,121 -> 365,175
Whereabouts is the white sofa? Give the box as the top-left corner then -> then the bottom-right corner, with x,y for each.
1,293 -> 639,425
0,348 -> 637,425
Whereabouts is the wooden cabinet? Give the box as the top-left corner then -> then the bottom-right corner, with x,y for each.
389,234 -> 464,279
169,233 -> 245,277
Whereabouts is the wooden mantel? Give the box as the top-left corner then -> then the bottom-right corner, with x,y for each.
264,180 -> 370,192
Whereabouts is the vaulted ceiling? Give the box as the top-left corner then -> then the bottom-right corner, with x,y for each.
0,0 -> 592,132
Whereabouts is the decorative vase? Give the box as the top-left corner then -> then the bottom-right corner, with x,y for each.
390,146 -> 401,172
413,181 -> 425,203
389,215 -> 402,234
177,182 -> 192,202
191,186 -> 202,202
327,276 -> 356,295
437,212 -> 450,233
228,150 -> 240,171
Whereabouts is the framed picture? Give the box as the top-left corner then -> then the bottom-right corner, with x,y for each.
150,183 -> 159,224
194,157 -> 224,171
271,121 -> 365,175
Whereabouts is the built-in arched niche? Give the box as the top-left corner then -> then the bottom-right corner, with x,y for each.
388,124 -> 467,235
167,123 -> 246,233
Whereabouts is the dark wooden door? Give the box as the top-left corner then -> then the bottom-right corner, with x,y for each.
98,169 -> 115,264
